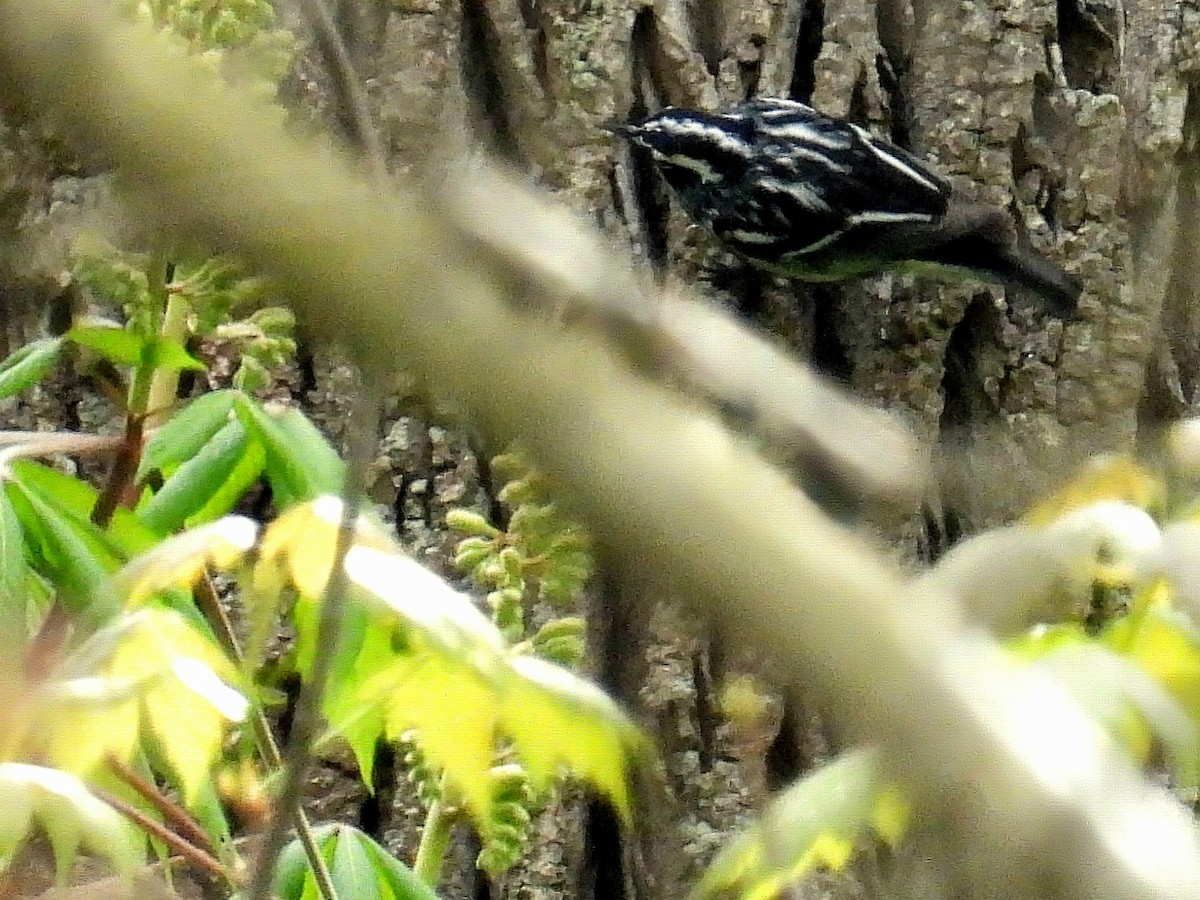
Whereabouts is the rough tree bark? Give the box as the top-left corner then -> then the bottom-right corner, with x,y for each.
0,0 -> 1194,898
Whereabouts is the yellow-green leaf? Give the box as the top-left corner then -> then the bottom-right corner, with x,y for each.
115,515 -> 258,604
256,496 -> 394,599
0,763 -> 141,878
379,655 -> 499,822
42,677 -> 143,778
281,513 -> 648,833
694,749 -> 888,900
344,545 -> 505,658
106,610 -> 244,803
870,787 -> 910,847
1005,622 -> 1088,661
501,656 -> 642,817
1105,606 -> 1200,723
1024,455 -> 1163,526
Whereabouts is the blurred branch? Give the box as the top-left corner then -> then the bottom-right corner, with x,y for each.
0,4 -> 1197,899
298,0 -> 388,182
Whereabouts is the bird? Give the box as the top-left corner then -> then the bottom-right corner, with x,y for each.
616,98 -> 1081,314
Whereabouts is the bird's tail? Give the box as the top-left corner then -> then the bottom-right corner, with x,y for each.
985,245 -> 1082,317
901,200 -> 1082,316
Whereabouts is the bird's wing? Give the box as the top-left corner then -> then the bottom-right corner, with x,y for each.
746,100 -> 952,229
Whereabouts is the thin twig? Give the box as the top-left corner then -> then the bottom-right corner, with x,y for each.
194,570 -> 244,660
0,430 -> 119,447
0,432 -> 123,462
93,786 -> 231,884
193,567 -> 336,896
105,755 -> 216,857
299,0 -> 388,183
91,412 -> 144,526
245,388 -> 380,900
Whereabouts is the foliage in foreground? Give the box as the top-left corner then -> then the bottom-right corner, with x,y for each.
697,452 -> 1200,900
0,382 -> 644,894
0,4 -> 639,897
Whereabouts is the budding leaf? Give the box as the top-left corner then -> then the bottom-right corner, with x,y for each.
0,337 -> 62,399
138,388 -> 238,479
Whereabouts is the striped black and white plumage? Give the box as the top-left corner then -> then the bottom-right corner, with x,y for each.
619,99 -> 1081,313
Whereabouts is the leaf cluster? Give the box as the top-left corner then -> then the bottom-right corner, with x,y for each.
451,451 -> 591,657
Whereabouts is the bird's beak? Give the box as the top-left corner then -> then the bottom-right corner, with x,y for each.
600,120 -> 634,138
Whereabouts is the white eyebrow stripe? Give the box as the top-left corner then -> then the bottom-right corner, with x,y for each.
754,101 -> 814,117
757,177 -> 831,212
654,118 -> 752,157
846,210 -> 936,225
849,124 -> 945,195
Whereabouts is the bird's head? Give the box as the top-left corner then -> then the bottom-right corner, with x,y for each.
615,107 -> 753,190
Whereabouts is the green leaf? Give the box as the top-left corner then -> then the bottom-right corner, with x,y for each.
273,825 -> 339,900
275,826 -> 437,900
184,433 -> 266,528
172,765 -> 231,851
330,826 -> 385,900
363,831 -> 443,900
235,396 -> 343,507
145,336 -> 206,372
138,389 -> 237,479
11,461 -> 159,559
320,612 -> 400,790
67,325 -> 148,367
0,488 -> 34,644
0,337 -> 62,399
138,419 -> 256,534
5,479 -> 120,625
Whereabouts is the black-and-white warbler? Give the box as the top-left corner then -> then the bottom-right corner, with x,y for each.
618,98 -> 1081,313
